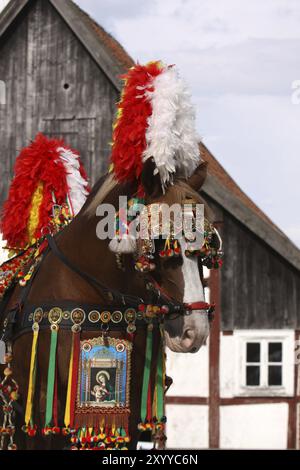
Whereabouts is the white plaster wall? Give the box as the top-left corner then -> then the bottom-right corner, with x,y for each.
220,403 -> 289,449
220,333 -> 235,398
166,342 -> 209,397
166,404 -> 209,449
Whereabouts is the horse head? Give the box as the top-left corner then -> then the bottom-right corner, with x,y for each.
139,158 -> 211,353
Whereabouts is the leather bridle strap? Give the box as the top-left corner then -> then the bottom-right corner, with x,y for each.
46,234 -> 133,305
147,277 -> 215,314
46,235 -> 215,317
184,301 -> 215,312
46,235 -> 180,313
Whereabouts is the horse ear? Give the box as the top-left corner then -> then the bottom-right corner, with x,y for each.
141,158 -> 163,199
187,160 -> 208,192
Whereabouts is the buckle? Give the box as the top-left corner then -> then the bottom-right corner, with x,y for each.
71,308 -> 86,333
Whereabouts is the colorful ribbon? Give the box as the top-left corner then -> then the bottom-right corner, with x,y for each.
140,324 -> 153,423
25,324 -> 39,426
45,327 -> 58,427
64,331 -> 80,428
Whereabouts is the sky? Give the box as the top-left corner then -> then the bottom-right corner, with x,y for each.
0,0 -> 299,247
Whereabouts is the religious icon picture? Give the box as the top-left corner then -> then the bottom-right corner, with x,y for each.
76,337 -> 132,411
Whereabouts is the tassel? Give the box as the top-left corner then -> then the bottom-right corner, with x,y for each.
45,326 -> 59,428
146,378 -> 152,427
152,331 -> 167,449
155,337 -> 165,422
24,323 -> 39,428
70,331 -> 80,428
64,333 -> 75,429
138,323 -> 153,430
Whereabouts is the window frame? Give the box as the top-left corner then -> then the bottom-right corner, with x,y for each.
234,330 -> 294,397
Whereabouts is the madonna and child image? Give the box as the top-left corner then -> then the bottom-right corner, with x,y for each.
90,370 -> 115,404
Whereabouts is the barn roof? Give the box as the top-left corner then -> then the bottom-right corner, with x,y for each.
1,0 -> 299,270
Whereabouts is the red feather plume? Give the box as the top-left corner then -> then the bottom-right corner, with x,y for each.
111,62 -> 163,191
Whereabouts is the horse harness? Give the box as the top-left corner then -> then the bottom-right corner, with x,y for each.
0,234 -> 215,344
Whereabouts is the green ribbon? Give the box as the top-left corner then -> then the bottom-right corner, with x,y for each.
45,329 -> 58,427
156,340 -> 164,420
140,324 -> 153,423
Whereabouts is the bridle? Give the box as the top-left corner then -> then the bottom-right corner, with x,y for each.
144,276 -> 214,318
0,220 -> 215,344
46,235 -> 215,319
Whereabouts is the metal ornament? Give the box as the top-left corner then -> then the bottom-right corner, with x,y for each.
88,310 -> 101,323
71,308 -> 86,332
48,307 -> 62,325
111,311 -> 123,324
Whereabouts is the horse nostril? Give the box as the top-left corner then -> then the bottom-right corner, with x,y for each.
190,347 -> 197,353
182,328 -> 194,340
181,328 -> 196,350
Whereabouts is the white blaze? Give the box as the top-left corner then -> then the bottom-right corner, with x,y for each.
181,238 -> 205,303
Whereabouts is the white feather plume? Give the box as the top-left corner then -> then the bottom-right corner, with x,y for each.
143,66 -> 200,190
57,147 -> 89,216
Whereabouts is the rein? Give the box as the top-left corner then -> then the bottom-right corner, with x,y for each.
46,234 -> 214,318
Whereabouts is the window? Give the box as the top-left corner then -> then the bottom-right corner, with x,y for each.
245,341 -> 283,387
246,342 -> 260,386
235,331 -> 294,397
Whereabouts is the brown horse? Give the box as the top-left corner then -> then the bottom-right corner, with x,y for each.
0,159 -> 210,450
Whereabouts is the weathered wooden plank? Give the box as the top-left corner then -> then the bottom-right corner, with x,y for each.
221,211 -> 300,330
49,0 -> 125,91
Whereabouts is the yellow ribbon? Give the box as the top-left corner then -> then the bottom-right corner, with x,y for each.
25,325 -> 39,426
28,182 -> 44,245
64,337 -> 74,428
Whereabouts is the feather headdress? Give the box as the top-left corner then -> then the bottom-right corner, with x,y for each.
1,133 -> 89,250
111,61 -> 200,193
